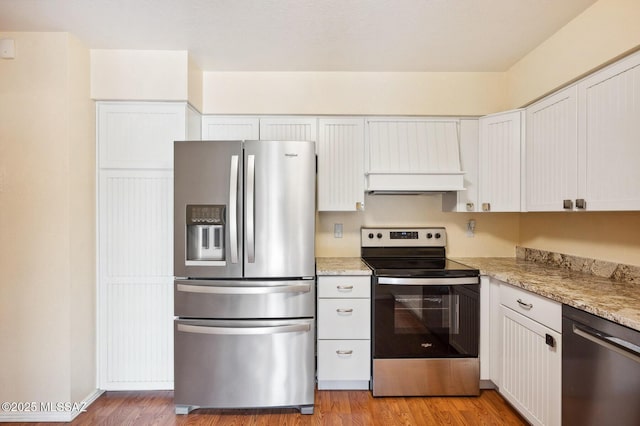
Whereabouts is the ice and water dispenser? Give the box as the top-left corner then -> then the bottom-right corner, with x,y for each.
186,204 -> 225,263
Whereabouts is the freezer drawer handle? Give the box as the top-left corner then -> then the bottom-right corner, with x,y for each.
177,283 -> 311,295
177,322 -> 310,336
229,155 -> 239,264
573,323 -> 640,365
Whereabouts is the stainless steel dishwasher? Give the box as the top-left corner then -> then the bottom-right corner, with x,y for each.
562,304 -> 640,426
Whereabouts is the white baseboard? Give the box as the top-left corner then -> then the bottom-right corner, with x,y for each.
0,388 -> 104,423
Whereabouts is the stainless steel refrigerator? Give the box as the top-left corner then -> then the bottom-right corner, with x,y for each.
173,140 -> 316,415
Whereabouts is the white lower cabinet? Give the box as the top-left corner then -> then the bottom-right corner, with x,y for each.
317,275 -> 371,390
498,282 -> 562,426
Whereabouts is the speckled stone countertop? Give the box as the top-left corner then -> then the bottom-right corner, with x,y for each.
453,257 -> 640,332
316,257 -> 372,276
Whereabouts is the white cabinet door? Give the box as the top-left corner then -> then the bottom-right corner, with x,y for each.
500,306 -> 561,426
577,50 -> 640,210
526,86 -> 578,212
201,116 -> 259,140
259,117 -> 317,143
478,110 -> 523,212
317,118 -> 365,211
97,102 -> 188,169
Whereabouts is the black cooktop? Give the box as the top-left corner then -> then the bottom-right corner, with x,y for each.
362,257 -> 479,278
360,227 -> 479,279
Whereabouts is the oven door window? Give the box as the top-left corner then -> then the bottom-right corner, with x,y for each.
374,283 -> 479,358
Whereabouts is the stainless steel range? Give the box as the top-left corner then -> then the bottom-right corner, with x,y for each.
361,227 -> 480,397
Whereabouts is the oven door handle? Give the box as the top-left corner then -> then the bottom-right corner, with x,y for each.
377,277 -> 479,285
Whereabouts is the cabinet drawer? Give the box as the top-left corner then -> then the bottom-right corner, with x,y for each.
317,299 -> 370,339
500,284 -> 561,332
317,276 -> 370,298
317,340 -> 371,381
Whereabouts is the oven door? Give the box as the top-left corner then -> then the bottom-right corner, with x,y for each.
373,276 -> 479,359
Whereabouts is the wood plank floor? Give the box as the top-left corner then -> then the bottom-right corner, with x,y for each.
17,389 -> 527,425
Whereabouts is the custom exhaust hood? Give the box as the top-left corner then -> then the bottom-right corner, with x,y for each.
365,118 -> 465,194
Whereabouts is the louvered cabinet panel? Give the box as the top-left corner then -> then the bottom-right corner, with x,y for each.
500,306 -> 561,426
97,102 -> 188,169
478,110 -> 522,212
201,116 -> 259,140
98,171 -> 174,389
259,117 -> 317,144
317,118 -> 364,211
526,86 -> 578,211
578,51 -> 640,210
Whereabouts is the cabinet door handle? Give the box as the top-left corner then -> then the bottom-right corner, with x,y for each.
517,299 -> 533,310
336,308 -> 354,314
563,199 -> 573,210
336,350 -> 353,356
575,199 -> 587,209
482,203 -> 491,212
337,285 -> 354,291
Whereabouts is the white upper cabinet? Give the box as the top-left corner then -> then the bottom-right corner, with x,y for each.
478,110 -> 523,212
201,116 -> 259,140
259,117 -> 317,143
364,117 -> 464,192
98,102 -> 189,169
317,118 -> 365,211
525,86 -> 578,211
577,51 -> 640,211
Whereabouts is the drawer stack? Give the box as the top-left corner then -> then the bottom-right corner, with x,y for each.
317,275 -> 371,390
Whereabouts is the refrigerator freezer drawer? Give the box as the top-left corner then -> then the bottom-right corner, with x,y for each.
174,318 -> 315,412
174,279 -> 316,319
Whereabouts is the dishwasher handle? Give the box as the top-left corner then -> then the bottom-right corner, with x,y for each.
573,323 -> 640,365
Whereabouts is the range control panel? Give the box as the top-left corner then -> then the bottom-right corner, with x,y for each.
361,227 -> 446,247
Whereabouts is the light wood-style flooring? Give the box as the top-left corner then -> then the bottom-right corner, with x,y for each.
14,389 -> 527,425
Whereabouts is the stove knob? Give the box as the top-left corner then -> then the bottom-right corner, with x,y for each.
377,233 -> 383,239
368,233 -> 374,239
426,233 -> 433,239
435,233 -> 441,239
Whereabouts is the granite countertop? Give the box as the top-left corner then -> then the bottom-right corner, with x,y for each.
454,257 -> 640,332
316,257 -> 372,276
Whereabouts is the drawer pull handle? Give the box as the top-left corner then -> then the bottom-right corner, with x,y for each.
517,299 -> 533,310
337,285 -> 354,291
336,350 -> 353,355
336,308 -> 354,314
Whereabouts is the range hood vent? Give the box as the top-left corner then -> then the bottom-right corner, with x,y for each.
365,118 -> 465,193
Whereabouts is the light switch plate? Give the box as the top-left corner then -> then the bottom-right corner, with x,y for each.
1,39 -> 15,59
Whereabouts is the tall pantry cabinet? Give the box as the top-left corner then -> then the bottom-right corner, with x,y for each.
97,101 -> 201,390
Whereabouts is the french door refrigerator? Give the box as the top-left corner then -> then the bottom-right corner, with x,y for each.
173,140 -> 316,415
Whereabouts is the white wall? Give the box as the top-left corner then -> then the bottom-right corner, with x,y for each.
203,71 -> 507,115
0,32 -> 96,420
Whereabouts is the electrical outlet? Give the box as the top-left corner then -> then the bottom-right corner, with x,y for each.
466,219 -> 476,237
334,223 -> 343,238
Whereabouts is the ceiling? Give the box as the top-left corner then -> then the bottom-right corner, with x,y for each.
0,0 -> 597,72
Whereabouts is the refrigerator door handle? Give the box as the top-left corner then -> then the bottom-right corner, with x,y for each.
246,154 -> 256,263
176,282 -> 312,295
177,322 -> 310,336
229,155 -> 239,264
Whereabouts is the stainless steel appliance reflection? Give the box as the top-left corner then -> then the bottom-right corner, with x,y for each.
562,305 -> 640,426
361,228 -> 480,396
173,140 -> 316,415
